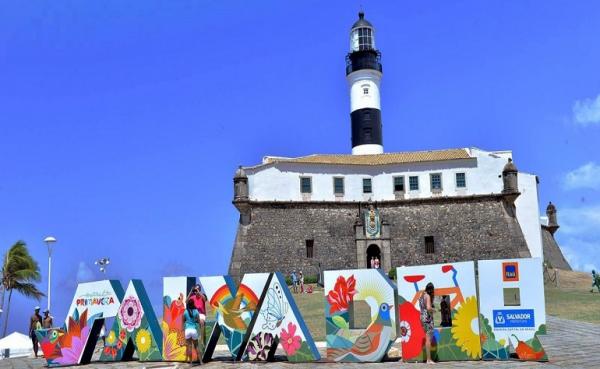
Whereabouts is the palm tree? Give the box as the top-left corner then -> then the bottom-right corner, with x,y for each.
0,241 -> 44,337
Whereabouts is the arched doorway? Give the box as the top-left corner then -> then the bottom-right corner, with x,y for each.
367,244 -> 381,269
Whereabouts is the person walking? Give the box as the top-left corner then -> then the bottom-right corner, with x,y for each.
419,283 -> 436,364
28,306 -> 42,358
184,299 -> 202,364
42,309 -> 53,329
291,271 -> 298,293
299,271 -> 305,294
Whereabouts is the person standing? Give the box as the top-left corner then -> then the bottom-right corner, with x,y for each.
374,257 -> 380,269
370,256 -> 375,269
42,309 -> 53,329
187,285 -> 207,359
184,299 -> 201,364
440,295 -> 452,327
291,271 -> 298,293
299,271 -> 304,294
29,306 -> 42,358
419,283 -> 436,364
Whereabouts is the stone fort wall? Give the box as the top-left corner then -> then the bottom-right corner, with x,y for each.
228,194 -> 530,281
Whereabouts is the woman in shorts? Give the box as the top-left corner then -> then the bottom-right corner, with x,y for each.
184,299 -> 201,364
419,282 -> 436,364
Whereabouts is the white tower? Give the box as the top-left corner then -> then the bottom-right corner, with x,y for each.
347,12 -> 383,155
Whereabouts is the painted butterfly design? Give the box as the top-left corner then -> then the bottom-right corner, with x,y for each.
261,282 -> 288,330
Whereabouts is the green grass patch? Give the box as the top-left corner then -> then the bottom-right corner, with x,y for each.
545,286 -> 600,324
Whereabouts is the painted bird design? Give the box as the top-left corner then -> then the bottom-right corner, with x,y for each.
39,328 -> 65,360
214,292 -> 257,330
328,303 -> 394,362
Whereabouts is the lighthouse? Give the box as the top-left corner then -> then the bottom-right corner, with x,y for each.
347,12 -> 383,155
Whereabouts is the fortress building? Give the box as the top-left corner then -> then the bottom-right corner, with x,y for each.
227,12 -> 570,281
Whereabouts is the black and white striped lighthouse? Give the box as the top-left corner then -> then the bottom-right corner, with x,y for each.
346,12 -> 383,155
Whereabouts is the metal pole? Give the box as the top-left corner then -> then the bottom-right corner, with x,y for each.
47,244 -> 52,312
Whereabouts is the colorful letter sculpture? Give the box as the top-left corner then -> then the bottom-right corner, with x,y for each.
99,280 -> 163,362
161,276 -> 197,361
478,258 -> 547,361
396,261 -> 482,362
46,257 -> 549,366
324,269 -> 397,362
240,272 -> 320,362
36,280 -> 124,367
199,273 -> 269,360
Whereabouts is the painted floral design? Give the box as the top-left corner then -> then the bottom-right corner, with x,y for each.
327,275 -> 357,314
280,322 -> 302,356
399,320 -> 412,343
106,330 -> 116,346
246,331 -> 273,361
399,301 -> 425,360
136,328 -> 152,354
119,295 -> 144,332
451,296 -> 482,359
54,325 -> 90,365
162,328 -> 186,361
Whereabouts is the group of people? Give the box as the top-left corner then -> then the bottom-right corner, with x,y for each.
28,286 -> 207,364
28,306 -> 53,358
290,270 -> 305,294
369,256 -> 381,269
184,284 -> 207,364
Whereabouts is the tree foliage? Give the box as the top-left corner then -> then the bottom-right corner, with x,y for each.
1,240 -> 45,337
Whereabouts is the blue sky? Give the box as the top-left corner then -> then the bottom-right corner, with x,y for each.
1,1 -> 599,334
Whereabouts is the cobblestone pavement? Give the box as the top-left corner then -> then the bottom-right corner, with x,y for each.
1,316 -> 597,368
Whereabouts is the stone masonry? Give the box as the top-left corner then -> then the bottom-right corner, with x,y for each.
228,193 -> 530,281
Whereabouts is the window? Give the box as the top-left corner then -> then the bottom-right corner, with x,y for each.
425,236 -> 435,254
503,288 -> 521,306
357,27 -> 373,50
362,178 -> 372,193
409,176 -> 419,191
300,177 -> 312,193
456,172 -> 466,188
430,173 -> 442,191
364,112 -> 371,120
393,176 -> 405,192
306,240 -> 314,258
363,128 -> 372,140
363,87 -> 369,95
334,177 -> 344,195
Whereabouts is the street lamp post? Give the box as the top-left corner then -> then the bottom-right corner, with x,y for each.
43,236 -> 57,312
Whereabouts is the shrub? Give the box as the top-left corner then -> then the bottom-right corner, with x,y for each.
388,268 -> 396,281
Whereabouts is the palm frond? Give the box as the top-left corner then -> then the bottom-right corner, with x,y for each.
12,281 -> 45,300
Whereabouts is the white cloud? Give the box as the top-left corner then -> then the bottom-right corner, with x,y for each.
563,162 -> 600,190
76,261 -> 95,282
558,204 -> 600,235
573,94 -> 600,126
560,239 -> 599,273
555,203 -> 600,272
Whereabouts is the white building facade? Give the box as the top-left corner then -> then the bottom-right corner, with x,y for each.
243,147 -> 543,258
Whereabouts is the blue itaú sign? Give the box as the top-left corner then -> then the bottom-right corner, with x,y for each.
493,309 -> 535,328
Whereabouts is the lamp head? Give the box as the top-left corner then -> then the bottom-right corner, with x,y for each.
43,236 -> 57,244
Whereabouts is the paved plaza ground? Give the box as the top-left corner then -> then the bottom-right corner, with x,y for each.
1,316 -> 598,368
